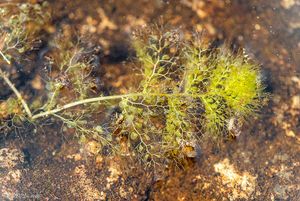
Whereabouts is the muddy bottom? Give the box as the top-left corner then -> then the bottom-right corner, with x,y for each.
0,0 -> 299,200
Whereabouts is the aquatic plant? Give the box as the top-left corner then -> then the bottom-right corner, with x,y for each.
0,4 -> 266,166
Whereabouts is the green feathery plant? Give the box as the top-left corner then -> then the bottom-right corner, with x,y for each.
0,4 -> 266,166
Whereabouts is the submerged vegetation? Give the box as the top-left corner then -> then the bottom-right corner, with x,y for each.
0,3 -> 266,166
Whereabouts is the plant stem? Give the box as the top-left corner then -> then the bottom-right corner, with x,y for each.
1,50 -> 33,117
0,3 -> 17,7
31,92 -> 202,120
31,93 -> 142,120
0,51 -> 11,65
0,68 -> 32,118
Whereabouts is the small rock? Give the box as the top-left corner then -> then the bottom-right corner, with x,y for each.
85,141 -> 101,155
0,148 -> 25,200
106,160 -> 121,189
95,155 -> 103,165
72,165 -> 101,200
214,158 -> 257,200
31,75 -> 43,90
182,146 -> 197,158
74,153 -> 82,161
286,130 -> 296,138
0,148 -> 24,168
280,0 -> 295,9
291,95 -> 300,109
291,76 -> 300,88
205,23 -> 216,35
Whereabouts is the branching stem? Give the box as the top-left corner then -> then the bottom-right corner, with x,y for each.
1,48 -> 202,122
31,92 -> 202,120
0,50 -> 33,118
0,68 -> 33,118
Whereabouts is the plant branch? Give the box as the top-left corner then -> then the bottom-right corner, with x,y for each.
0,50 -> 32,118
31,92 -> 202,120
31,93 -> 141,120
0,51 -> 11,65
0,68 -> 32,118
0,3 -> 17,7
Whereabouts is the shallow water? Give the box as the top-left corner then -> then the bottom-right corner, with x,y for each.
0,0 -> 299,200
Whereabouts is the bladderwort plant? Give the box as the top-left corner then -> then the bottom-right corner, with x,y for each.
0,4 -> 266,166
